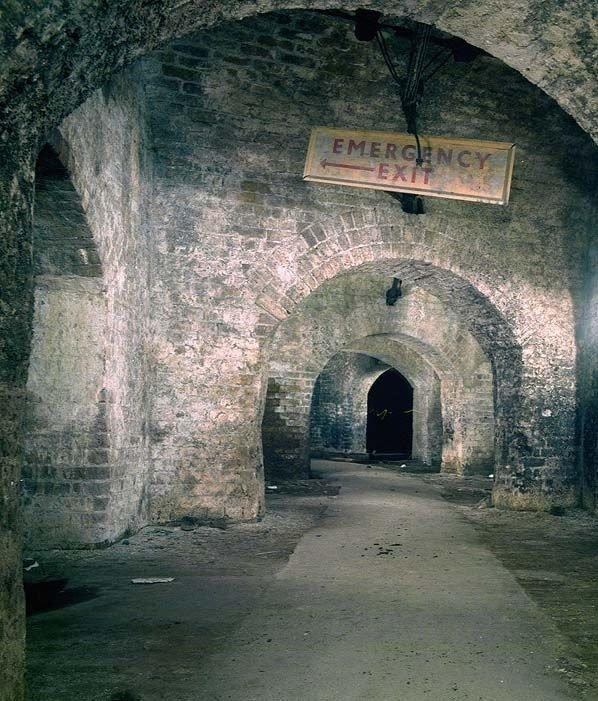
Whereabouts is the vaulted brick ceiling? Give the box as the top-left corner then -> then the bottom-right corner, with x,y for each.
0,0 -> 596,149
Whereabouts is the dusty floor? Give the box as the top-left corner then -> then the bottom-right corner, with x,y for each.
25,461 -> 598,700
421,472 -> 598,696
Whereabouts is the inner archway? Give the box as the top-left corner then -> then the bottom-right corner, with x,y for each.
366,369 -> 413,457
263,270 -> 497,481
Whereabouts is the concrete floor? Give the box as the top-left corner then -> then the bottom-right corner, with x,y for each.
196,461 -> 573,700
26,460 -> 577,700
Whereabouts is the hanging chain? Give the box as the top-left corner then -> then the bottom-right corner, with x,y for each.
402,23 -> 431,165
376,22 -> 445,168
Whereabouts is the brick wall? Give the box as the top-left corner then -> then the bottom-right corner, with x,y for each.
99,8 -> 591,515
23,71 -> 154,547
22,9 -> 597,541
262,373 -> 316,481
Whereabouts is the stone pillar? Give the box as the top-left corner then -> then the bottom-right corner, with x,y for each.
262,373 -> 316,481
580,239 -> 598,510
0,154 -> 32,701
149,322 -> 267,522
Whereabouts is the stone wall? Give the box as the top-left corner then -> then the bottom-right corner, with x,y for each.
22,70 -> 154,548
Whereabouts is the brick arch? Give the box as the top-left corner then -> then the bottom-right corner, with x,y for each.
251,208 -> 576,358
340,341 -> 444,467
263,255 -> 503,478
258,211 -> 524,485
253,209 -> 522,359
1,1 -> 596,151
258,207 -> 580,508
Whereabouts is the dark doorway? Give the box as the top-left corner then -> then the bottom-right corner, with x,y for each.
366,369 -> 413,456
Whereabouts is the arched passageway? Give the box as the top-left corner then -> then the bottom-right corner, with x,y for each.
366,369 -> 413,457
0,5 -> 596,698
307,347 -> 444,468
10,7 -> 591,546
262,266 -> 501,483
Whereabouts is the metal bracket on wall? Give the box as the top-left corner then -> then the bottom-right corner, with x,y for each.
385,277 -> 403,306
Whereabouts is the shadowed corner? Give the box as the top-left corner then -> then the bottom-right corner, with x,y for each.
24,580 -> 99,616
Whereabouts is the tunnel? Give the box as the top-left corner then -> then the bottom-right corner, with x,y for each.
0,3 -> 596,700
366,368 -> 414,457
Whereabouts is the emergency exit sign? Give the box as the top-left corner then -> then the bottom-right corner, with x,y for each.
303,127 -> 516,205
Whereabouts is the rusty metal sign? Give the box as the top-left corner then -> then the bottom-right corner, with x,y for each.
304,127 -> 516,205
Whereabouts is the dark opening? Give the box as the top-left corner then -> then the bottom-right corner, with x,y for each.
36,143 -> 69,180
366,369 -> 413,457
